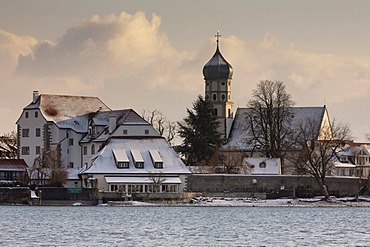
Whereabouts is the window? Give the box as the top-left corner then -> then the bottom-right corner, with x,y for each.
145,130 -> 149,135
123,129 -> 128,134
25,112 -> 29,118
68,162 -> 74,168
221,94 -> 226,101
36,146 -> 40,155
91,144 -> 95,155
154,162 -> 163,169
117,162 -> 129,168
221,81 -> 225,86
259,162 -> 266,168
212,94 -> 217,101
35,111 -> 38,118
110,184 -> 118,192
36,128 -> 41,137
83,146 -> 87,155
212,108 -> 218,116
21,146 -> 30,155
69,138 -> 74,146
22,129 -> 29,137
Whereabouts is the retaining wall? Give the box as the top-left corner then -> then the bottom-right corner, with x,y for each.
187,175 -> 370,198
0,187 -> 30,205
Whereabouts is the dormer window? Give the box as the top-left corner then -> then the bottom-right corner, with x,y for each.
340,156 -> 348,163
131,150 -> 144,169
149,150 -> 163,169
113,149 -> 130,169
145,130 -> 149,135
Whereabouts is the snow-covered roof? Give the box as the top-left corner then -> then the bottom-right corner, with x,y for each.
224,106 -> 326,150
81,138 -> 191,175
0,159 -> 28,171
334,161 -> 356,168
24,94 -> 111,132
105,177 -> 181,184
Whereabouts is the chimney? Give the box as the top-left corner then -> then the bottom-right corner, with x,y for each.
109,115 -> 116,134
33,91 -> 39,104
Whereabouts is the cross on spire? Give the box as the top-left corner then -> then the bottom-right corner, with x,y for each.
215,30 -> 221,45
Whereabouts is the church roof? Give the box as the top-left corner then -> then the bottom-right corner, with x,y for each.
203,36 -> 233,80
224,106 -> 327,151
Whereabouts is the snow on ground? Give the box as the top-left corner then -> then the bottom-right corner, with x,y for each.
103,196 -> 370,207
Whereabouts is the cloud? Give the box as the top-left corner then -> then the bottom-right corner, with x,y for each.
1,11 -> 370,140
16,11 -> 197,92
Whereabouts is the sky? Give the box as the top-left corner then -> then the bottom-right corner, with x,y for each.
1,0 -> 370,141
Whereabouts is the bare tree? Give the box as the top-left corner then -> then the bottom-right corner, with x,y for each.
293,118 -> 351,200
147,171 -> 166,192
354,161 -> 370,201
30,146 -> 68,187
0,131 -> 17,158
209,149 -> 249,174
142,109 -> 177,145
246,80 -> 295,171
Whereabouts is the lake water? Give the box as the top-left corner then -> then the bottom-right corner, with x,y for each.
1,205 -> 369,246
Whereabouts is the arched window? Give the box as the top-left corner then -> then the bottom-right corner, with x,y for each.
91,144 -> 95,155
221,94 -> 226,101
213,108 -> 218,116
212,94 -> 217,101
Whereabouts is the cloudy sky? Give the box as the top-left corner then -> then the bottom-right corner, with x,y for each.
1,0 -> 370,141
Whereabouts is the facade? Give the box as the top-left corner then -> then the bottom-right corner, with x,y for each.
16,91 -> 190,190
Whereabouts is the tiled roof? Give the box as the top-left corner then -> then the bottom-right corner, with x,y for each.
224,106 -> 326,150
0,159 -> 28,171
25,94 -> 111,133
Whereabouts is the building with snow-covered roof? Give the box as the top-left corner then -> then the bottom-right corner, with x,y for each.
334,144 -> 370,177
17,91 -> 190,190
202,32 -> 333,175
0,159 -> 28,184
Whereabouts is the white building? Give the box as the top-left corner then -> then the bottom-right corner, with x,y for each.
202,32 -> 332,175
16,91 -> 190,190
334,145 -> 370,177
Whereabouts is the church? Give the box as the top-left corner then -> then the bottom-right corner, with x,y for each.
202,31 -> 331,175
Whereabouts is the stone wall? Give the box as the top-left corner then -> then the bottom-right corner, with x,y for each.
36,187 -> 98,205
0,187 -> 30,205
187,174 -> 370,198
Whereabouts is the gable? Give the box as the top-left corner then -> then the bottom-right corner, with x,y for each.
224,106 -> 327,151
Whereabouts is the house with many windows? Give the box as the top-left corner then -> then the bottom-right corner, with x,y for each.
16,91 -> 190,191
334,144 -> 370,177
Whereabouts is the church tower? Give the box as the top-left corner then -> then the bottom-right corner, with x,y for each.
202,31 -> 234,140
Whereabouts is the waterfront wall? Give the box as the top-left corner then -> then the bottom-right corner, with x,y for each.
0,187 -> 30,205
36,187 -> 98,206
187,175 -> 370,198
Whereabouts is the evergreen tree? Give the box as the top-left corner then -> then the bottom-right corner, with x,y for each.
177,95 -> 222,166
